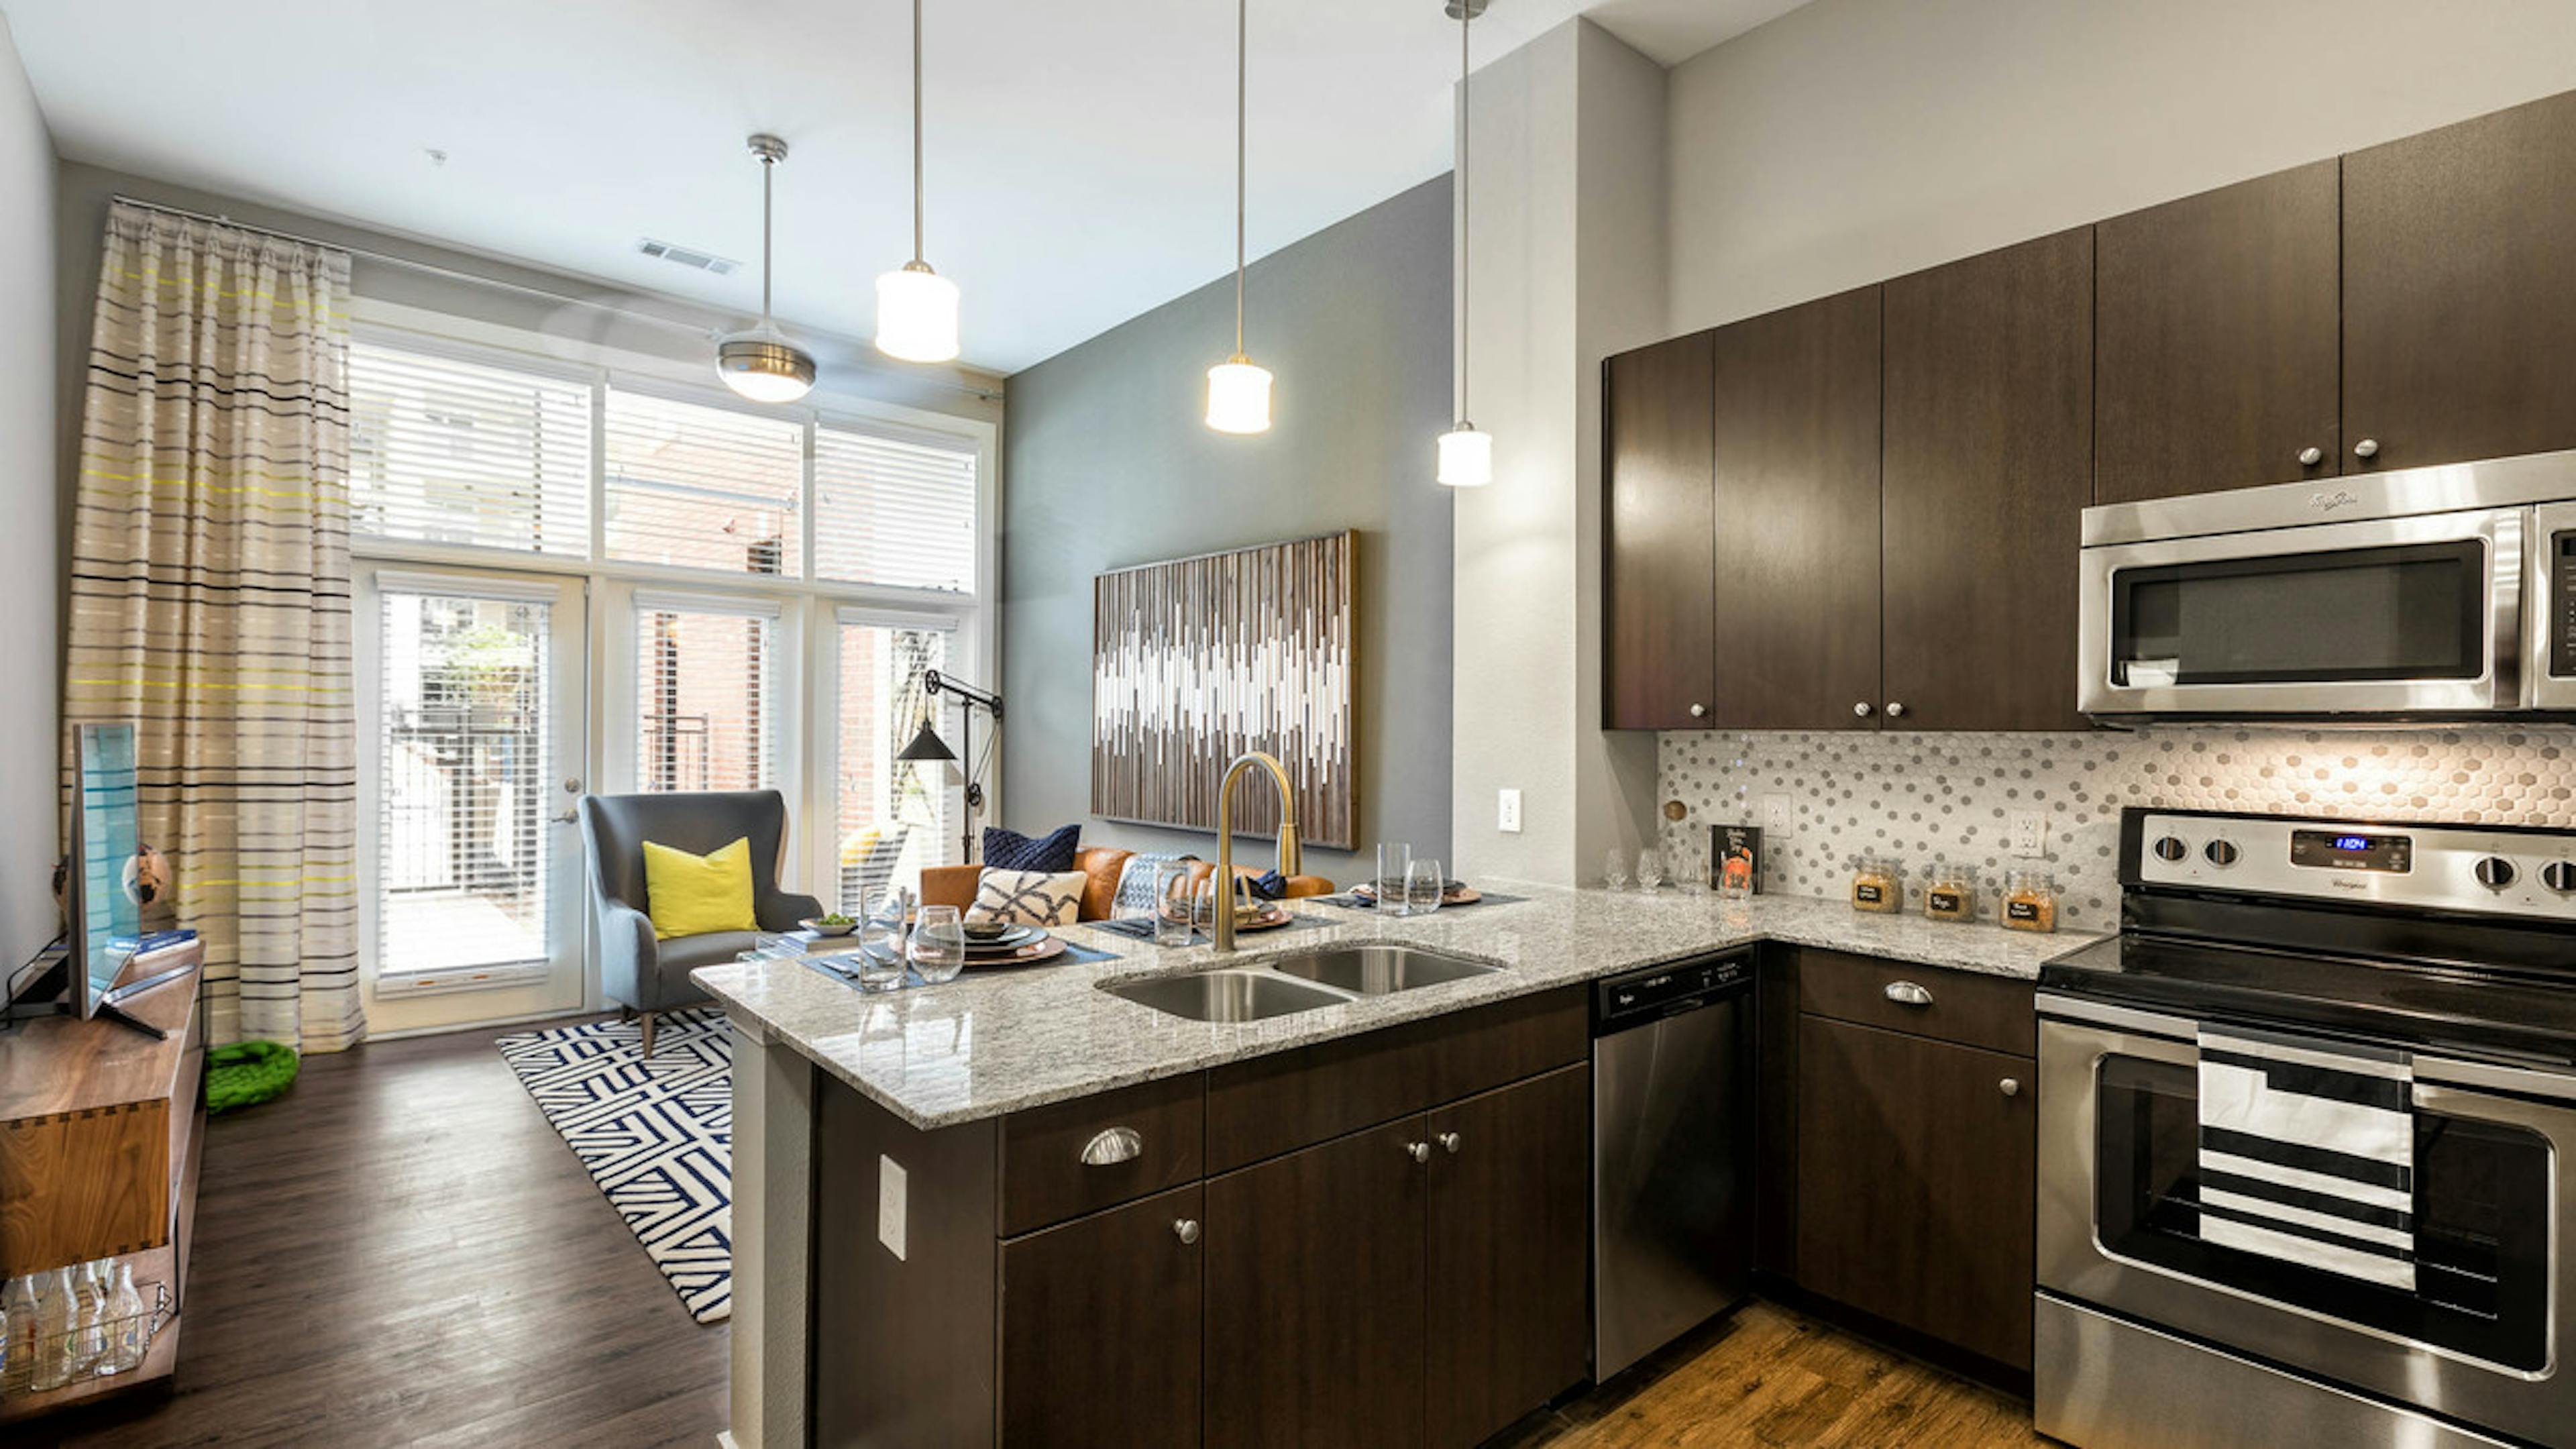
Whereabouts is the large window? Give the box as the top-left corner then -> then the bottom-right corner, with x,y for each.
835,614 -> 955,908
604,390 -> 806,578
814,424 -> 978,594
347,342 -> 591,555
634,596 -> 779,793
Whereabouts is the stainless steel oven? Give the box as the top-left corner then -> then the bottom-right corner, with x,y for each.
2078,447 -> 2576,720
2036,1001 -> 2576,1448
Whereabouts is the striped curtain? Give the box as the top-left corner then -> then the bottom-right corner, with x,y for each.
63,201 -> 363,1053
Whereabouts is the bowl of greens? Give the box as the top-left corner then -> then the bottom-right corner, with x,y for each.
802,912 -> 858,937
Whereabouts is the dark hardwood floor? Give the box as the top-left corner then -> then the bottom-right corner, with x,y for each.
39,1019 -> 729,1449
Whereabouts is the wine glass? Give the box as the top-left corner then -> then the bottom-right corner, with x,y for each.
1603,847 -> 1631,892
1405,859 -> 1446,916
1635,847 -> 1665,894
910,905 -> 967,984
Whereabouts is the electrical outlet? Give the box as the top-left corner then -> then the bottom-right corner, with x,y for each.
2009,809 -> 2048,857
1497,788 -> 1523,834
878,1154 -> 908,1261
1762,794 -> 1794,837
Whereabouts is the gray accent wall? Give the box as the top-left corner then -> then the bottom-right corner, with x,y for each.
1001,175 -> 1454,886
1,15 -> 57,963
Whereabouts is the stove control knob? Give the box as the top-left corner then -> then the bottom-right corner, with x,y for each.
2541,861 -> 2576,894
2203,839 -> 2241,868
2151,836 -> 2190,863
2473,857 -> 2518,890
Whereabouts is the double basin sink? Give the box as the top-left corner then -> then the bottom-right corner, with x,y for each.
1102,945 -> 1503,1022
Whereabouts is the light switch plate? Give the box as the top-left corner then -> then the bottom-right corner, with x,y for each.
1497,788 -> 1522,834
878,1154 -> 908,1261
2009,809 -> 2048,857
1762,794 -> 1794,837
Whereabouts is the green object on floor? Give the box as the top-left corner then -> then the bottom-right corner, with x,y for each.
205,1039 -> 298,1114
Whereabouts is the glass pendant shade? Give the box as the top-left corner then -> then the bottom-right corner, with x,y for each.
717,327 -> 817,404
1205,357 -> 1274,434
1436,423 -> 1493,487
875,262 -> 961,363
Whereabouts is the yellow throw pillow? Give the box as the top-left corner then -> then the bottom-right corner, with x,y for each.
642,837 -> 759,940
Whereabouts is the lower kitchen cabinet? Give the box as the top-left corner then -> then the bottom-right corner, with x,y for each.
1794,1013 -> 2037,1371
1000,1183 -> 1205,1449
1205,1118 -> 1431,1449
1426,1065 -> 1591,1448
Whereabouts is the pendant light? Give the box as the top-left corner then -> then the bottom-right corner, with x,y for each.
1436,0 -> 1493,486
1205,0 -> 1273,433
717,134 -> 818,405
876,0 -> 962,362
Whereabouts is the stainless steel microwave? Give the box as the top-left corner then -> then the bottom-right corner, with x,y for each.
2079,449 -> 2576,720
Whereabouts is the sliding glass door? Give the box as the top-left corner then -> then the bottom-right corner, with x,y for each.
355,564 -> 589,1034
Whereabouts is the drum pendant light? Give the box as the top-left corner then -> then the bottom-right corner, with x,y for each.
1436,0 -> 1493,486
876,0 -> 962,362
1205,0 -> 1273,433
716,134 -> 818,405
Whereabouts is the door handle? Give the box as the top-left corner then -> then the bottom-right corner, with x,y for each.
1173,1218 -> 1200,1246
552,810 -> 578,824
1437,1131 -> 1462,1155
2000,1077 -> 2022,1097
1405,1140 -> 1432,1164
1883,980 -> 1933,1007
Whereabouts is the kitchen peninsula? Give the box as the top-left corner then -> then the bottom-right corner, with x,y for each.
693,888 -> 2086,1447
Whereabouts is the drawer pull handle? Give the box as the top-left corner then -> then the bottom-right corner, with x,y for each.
1405,1140 -> 1432,1164
1883,981 -> 1934,1008
1080,1126 -> 1144,1166
1438,1131 -> 1462,1155
1173,1218 -> 1201,1245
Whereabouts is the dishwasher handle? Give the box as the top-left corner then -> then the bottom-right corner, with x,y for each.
1594,951 -> 1754,1034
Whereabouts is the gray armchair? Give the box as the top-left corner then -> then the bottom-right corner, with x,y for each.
580,790 -> 822,1056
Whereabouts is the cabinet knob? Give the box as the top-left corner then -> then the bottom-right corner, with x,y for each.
2298,446 -> 2324,466
2354,438 -> 2380,459
1079,1126 -> 1143,1166
1437,1131 -> 1462,1155
1688,703 -> 1707,718
1853,702 -> 1874,718
2000,1077 -> 2022,1097
1883,980 -> 1933,1008
1884,702 -> 1907,719
1405,1140 -> 1432,1164
1173,1218 -> 1200,1245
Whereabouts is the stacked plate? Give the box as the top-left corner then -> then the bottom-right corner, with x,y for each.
960,920 -> 1069,968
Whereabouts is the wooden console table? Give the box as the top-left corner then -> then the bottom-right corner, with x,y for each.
0,941 -> 205,1419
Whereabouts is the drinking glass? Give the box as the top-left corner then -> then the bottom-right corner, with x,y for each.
855,888 -> 908,991
1153,861 -> 1196,948
1603,847 -> 1631,892
1674,839 -> 1709,895
1375,843 -> 1411,910
910,905 -> 967,984
1405,859 -> 1446,916
1635,847 -> 1665,894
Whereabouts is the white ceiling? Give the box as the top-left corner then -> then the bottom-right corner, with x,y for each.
2,0 -> 1809,374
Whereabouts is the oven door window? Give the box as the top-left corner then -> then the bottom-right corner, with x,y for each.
2096,1054 -> 2548,1370
2109,540 -> 2487,688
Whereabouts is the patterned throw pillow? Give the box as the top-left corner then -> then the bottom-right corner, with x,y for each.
968,867 -> 1087,927
983,822 -> 1081,873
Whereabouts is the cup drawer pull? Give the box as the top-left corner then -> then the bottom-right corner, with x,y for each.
1883,981 -> 1934,1008
1079,1126 -> 1144,1166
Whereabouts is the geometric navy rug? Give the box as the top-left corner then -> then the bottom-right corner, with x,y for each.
495,1006 -> 733,1324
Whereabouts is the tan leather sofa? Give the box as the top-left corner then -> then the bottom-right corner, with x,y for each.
921,845 -> 1333,921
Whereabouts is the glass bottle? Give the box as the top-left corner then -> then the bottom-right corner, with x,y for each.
101,1262 -> 147,1375
72,1260 -> 108,1377
31,1265 -> 76,1392
1,1273 -> 36,1391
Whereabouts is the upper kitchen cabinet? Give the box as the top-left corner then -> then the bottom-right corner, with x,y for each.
2095,162 -> 2343,504
1881,228 -> 2094,733
1603,331 -> 1716,730
2344,89 -> 2576,474
1709,287 -> 1884,729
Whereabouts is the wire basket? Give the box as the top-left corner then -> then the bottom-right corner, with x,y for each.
0,1278 -> 172,1398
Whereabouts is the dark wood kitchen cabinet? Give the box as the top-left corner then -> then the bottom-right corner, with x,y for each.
2095,160 -> 2344,503
1604,331 -> 1716,729
2343,88 -> 2576,475
1795,1014 -> 2037,1373
1708,286 -> 1885,729
1000,1183 -> 1205,1449
1880,227 -> 2094,733
1425,1065 -> 1591,1449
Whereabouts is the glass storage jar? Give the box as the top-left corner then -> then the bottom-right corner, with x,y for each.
1924,866 -> 1978,923
1849,856 -> 1902,914
2002,869 -> 2060,933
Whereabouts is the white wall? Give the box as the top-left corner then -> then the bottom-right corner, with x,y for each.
1666,0 -> 2576,335
0,13 -> 58,965
1452,20 -> 1666,887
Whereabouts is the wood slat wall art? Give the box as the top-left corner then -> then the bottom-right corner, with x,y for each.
1092,532 -> 1356,851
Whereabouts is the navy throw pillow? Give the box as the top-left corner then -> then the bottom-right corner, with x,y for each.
984,823 -> 1081,873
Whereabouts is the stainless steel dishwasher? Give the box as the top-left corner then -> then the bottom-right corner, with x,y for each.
1591,949 -> 1756,1381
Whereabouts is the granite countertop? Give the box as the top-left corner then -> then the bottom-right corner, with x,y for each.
690,884 -> 2097,1132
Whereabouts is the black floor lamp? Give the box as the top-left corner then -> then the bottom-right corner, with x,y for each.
896,669 -> 1002,865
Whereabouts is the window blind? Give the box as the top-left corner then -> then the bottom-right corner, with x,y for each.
634,596 -> 779,794
833,616 -> 955,910
814,423 -> 978,594
604,389 -> 805,578
347,341 -> 592,555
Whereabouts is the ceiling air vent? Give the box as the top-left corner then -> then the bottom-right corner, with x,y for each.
637,238 -> 739,276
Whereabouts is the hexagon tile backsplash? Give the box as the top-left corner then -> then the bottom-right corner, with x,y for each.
1658,726 -> 2576,931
